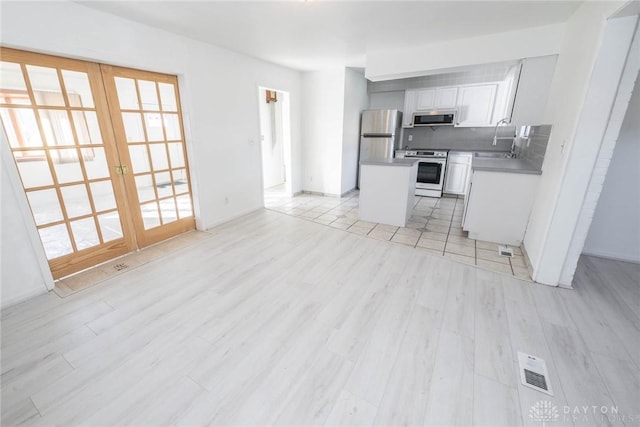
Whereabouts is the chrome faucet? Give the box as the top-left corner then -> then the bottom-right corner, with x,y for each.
492,117 -> 511,146
509,137 -> 517,159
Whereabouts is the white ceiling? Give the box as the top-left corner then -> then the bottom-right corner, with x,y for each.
79,1 -> 582,72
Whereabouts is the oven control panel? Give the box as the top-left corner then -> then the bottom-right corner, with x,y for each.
405,150 -> 448,158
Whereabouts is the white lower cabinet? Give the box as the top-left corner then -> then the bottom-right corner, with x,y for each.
462,170 -> 539,246
444,152 -> 472,195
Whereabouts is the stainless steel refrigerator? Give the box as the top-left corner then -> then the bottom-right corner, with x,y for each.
358,109 -> 402,187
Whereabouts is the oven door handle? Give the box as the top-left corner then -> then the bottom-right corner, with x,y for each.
415,158 -> 447,164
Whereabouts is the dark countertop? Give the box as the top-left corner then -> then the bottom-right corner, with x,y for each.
471,157 -> 542,175
360,158 -> 419,167
449,149 -> 505,154
394,148 -> 542,174
396,148 -> 510,153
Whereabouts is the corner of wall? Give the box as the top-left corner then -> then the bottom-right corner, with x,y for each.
300,68 -> 347,195
340,68 -> 369,194
526,7 -> 637,286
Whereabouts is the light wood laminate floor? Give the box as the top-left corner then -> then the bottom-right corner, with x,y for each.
264,188 -> 532,280
1,209 -> 638,426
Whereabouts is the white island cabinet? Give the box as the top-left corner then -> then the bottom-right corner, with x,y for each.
359,159 -> 418,227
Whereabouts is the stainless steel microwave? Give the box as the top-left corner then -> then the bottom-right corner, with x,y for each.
412,110 -> 456,127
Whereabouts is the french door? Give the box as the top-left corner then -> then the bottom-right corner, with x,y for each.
0,48 -> 194,279
100,65 -> 194,248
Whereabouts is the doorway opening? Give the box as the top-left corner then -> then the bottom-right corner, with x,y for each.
258,87 -> 292,204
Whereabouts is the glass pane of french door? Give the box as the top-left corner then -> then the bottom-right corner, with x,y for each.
100,65 -> 194,248
0,48 -> 135,279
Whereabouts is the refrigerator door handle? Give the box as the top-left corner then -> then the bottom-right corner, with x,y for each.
362,133 -> 393,138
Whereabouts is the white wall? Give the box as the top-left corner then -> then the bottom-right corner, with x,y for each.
559,20 -> 640,285
365,24 -> 565,81
369,91 -> 405,111
300,68 -> 368,196
1,139 -> 53,307
583,72 -> 640,262
523,4 -> 636,285
1,169 -> 50,306
301,69 -> 345,195
0,1 -> 302,306
341,68 -> 369,194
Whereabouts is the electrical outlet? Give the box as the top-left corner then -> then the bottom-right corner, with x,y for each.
408,134 -> 413,142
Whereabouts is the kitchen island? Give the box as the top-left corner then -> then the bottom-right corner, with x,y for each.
359,158 -> 418,227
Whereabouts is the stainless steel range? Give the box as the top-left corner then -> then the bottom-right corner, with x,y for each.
397,149 -> 448,197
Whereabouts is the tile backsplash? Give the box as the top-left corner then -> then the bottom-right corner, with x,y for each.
399,124 -> 552,169
400,126 -> 517,152
513,125 -> 552,170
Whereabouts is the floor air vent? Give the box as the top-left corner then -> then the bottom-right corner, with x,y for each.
113,263 -> 129,271
498,245 -> 514,258
518,352 -> 553,396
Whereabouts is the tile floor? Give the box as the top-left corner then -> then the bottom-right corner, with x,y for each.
265,186 -> 532,281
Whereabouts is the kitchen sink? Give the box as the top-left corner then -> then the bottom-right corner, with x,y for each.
474,152 -> 512,159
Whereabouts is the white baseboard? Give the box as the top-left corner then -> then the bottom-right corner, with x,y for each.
203,207 -> 263,231
582,249 -> 640,264
341,188 -> 357,197
1,287 -> 48,309
300,188 -> 356,198
301,190 -> 339,197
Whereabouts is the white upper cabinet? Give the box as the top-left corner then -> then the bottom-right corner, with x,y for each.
403,90 -> 417,127
455,84 -> 498,127
510,55 -> 557,126
417,87 -> 458,110
415,89 -> 436,110
403,87 -> 460,127
435,87 -> 458,109
401,65 -> 522,128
